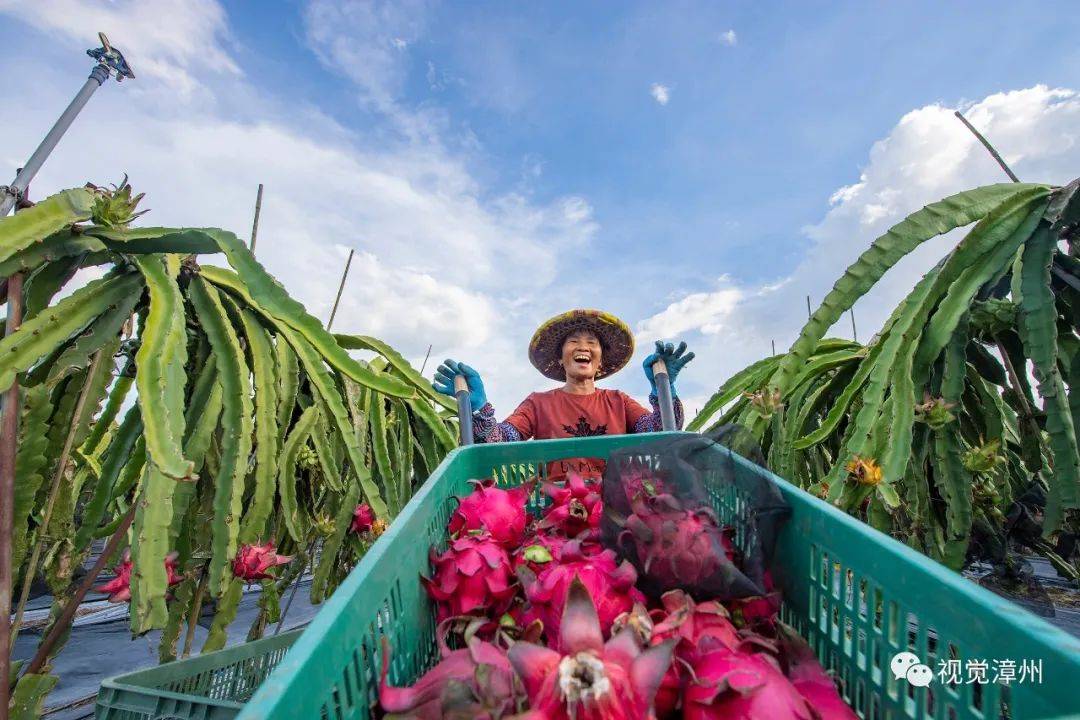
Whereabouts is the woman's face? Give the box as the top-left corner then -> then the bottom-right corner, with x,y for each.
560,330 -> 603,381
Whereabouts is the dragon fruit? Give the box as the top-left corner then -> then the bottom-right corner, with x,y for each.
449,479 -> 535,548
652,590 -> 741,662
508,578 -> 676,720
232,542 -> 293,583
640,590 -> 741,718
350,503 -> 375,534
519,539 -> 645,649
728,591 -> 782,630
622,492 -> 752,596
94,550 -> 182,603
538,472 -> 603,536
422,533 -> 517,622
620,464 -> 667,504
380,629 -> 521,719
682,640 -> 814,720
513,529 -> 602,573
777,623 -> 857,719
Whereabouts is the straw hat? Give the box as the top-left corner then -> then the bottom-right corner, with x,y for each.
528,309 -> 634,381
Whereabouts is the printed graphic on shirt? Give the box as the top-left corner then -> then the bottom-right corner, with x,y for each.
561,416 -> 608,438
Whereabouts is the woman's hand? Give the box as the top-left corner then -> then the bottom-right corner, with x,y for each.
433,359 -> 488,410
643,341 -> 695,394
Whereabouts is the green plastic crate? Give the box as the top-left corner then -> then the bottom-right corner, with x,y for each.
102,433 -> 1080,719
96,629 -> 301,719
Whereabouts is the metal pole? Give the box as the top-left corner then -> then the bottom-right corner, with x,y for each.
249,183 -> 264,252
455,375 -> 474,445
652,359 -> 677,431
0,272 -> 22,720
850,308 -> 858,343
806,295 -> 812,320
326,249 -> 354,330
0,69 -> 107,216
953,110 -> 1020,183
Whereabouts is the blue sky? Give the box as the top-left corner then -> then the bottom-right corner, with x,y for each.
1,1 -> 1078,413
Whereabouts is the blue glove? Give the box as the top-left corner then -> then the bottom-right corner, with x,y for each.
432,359 -> 488,411
643,341 -> 695,395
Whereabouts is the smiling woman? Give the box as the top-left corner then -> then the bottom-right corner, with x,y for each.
433,308 -> 694,480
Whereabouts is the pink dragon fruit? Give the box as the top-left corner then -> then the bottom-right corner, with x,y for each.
380,629 -> 522,719
651,590 -> 741,663
728,591 -> 782,630
518,539 -> 645,649
647,589 -> 743,718
232,542 -> 293,583
513,528 -> 602,573
508,578 -> 676,720
448,479 -> 535,548
422,533 -> 517,622
620,464 -> 667,504
777,623 -> 857,719
682,640 -> 814,720
538,472 -> 603,536
350,503 -> 375,534
622,493 -> 741,591
94,550 -> 182,603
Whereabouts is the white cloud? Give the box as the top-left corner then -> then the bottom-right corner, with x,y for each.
0,0 -> 239,96
303,0 -> 431,120
638,85 -> 1080,409
650,83 -> 670,105
719,29 -> 737,46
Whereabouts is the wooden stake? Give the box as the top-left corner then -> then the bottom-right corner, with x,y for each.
327,249 -> 354,330
0,271 -> 22,718
249,183 -> 264,252
419,344 -> 433,375
954,110 -> 1020,183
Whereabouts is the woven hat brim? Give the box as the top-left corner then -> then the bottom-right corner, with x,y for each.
528,309 -> 634,381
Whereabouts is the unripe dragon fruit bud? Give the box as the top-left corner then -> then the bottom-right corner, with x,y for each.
232,542 -> 292,583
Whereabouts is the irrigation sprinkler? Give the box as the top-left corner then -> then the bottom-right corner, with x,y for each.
0,33 -> 134,217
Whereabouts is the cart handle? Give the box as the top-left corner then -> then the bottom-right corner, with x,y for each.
454,374 -> 474,446
651,358 -> 677,431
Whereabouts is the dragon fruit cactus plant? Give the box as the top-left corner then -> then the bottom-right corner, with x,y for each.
449,479 -> 536,548
518,539 -> 644,650
422,532 -> 518,622
508,579 -> 676,720
538,472 -> 603,536
231,542 -> 292,583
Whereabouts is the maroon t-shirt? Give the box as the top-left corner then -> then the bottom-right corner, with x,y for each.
502,388 -> 650,480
